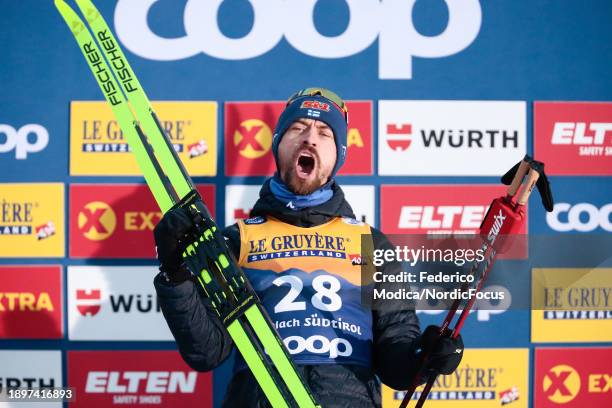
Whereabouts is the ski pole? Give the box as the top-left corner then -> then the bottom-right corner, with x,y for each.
399,156 -> 546,408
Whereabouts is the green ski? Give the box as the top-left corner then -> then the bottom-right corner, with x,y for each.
55,1 -> 320,407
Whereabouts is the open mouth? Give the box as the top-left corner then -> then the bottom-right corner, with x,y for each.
296,152 -> 316,177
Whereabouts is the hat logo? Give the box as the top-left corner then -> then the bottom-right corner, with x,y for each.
300,100 -> 330,112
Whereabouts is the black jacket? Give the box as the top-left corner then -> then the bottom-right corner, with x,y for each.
154,180 -> 422,407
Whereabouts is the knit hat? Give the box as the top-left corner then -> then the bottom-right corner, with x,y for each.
272,89 -> 348,178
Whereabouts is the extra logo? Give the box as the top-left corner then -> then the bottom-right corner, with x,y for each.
535,347 -> 612,407
542,365 -> 581,404
0,266 -> 62,339
547,203 -> 612,232
534,102 -> 612,175
379,101 -> 526,176
0,124 -> 49,159
78,201 -> 117,241
233,119 -> 273,159
115,0 -> 481,79
70,184 -> 214,258
284,335 -> 352,359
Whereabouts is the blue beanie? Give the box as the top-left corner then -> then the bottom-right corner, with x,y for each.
272,93 -> 348,178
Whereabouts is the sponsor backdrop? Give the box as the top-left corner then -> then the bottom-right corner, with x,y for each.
1,1 -> 610,407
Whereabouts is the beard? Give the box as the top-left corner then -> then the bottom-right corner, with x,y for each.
280,147 -> 328,195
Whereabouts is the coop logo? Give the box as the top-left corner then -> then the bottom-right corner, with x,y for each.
547,203 -> 612,232
284,335 -> 352,359
542,365 -> 581,404
534,102 -> 612,175
76,289 -> 102,317
234,119 -> 273,159
115,0 -> 481,80
78,201 -> 117,241
0,124 -> 49,159
0,200 -> 36,236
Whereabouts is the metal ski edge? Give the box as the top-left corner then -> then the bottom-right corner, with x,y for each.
73,0 -> 193,199
54,0 -> 174,212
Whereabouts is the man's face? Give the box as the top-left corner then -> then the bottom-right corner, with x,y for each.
277,118 -> 337,195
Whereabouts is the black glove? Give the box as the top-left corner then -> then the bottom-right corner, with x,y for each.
153,207 -> 194,284
417,325 -> 464,375
501,156 -> 554,212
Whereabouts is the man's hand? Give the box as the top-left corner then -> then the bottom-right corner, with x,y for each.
154,207 -> 194,284
417,325 -> 464,375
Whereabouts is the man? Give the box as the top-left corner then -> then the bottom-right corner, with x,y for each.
153,88 -> 463,407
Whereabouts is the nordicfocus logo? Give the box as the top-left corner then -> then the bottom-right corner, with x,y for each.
114,0 -> 482,80
547,203 -> 612,232
543,365 -> 581,404
0,124 -> 49,159
85,371 -> 197,394
487,209 -> 506,245
284,335 -> 352,359
78,201 -> 117,241
551,122 -> 612,156
385,122 -> 519,152
398,205 -> 488,233
76,289 -> 161,317
233,119 -> 272,159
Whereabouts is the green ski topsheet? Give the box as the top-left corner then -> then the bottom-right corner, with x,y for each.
55,1 -> 320,407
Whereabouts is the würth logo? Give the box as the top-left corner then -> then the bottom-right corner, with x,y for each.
76,289 -> 101,317
386,123 -> 412,151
